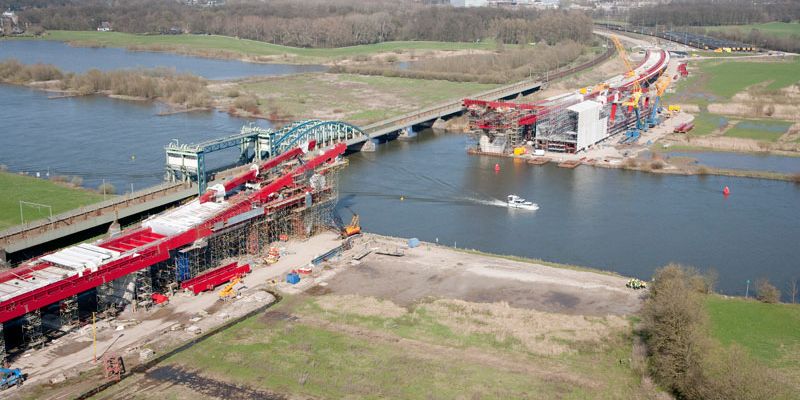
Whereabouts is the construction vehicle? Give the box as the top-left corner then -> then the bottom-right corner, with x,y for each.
647,75 -> 672,128
626,278 -> 647,290
218,276 -> 242,300
0,367 -> 24,390
668,105 -> 681,112
342,210 -> 361,238
610,35 -> 644,138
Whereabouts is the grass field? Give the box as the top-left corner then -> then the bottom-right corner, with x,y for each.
0,171 -> 104,230
95,293 -> 652,399
228,73 -> 499,125
707,22 -> 800,38
724,119 -> 792,141
706,296 -> 800,370
19,31 -> 493,64
697,58 -> 800,99
152,300 -> 639,399
690,112 -> 730,136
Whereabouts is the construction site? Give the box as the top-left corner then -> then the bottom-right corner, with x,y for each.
464,35 -> 675,161
0,32 -> 703,398
0,139 -> 352,387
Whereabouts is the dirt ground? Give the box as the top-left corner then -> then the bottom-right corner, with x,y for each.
79,234 -> 655,400
324,235 -> 642,316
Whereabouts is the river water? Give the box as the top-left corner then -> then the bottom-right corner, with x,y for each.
0,40 -> 325,79
2,44 -> 799,298
340,132 -> 800,298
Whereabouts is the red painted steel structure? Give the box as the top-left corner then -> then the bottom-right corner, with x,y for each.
0,143 -> 346,323
180,262 -> 251,295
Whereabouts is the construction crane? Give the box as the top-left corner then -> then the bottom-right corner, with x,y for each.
647,75 -> 672,127
610,35 -> 642,95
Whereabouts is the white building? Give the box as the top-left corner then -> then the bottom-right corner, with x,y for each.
450,0 -> 489,7
567,100 -> 609,152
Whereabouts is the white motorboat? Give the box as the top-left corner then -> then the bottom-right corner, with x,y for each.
507,195 -> 538,210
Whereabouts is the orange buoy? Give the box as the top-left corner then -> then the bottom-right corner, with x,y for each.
494,163 -> 500,172
723,186 -> 730,196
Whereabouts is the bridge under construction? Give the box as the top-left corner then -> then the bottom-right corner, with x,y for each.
0,141 -> 345,362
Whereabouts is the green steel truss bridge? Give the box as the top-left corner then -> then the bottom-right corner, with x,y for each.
165,120 -> 366,193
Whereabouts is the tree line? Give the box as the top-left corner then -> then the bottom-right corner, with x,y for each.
13,0 -> 593,48
628,0 -> 800,27
642,265 -> 791,400
0,59 -> 211,108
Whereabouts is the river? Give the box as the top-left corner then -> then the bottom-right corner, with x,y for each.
1,44 -> 799,299
340,132 -> 800,299
0,40 -> 325,79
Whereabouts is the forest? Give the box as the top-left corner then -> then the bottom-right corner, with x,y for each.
628,0 -> 800,27
8,0 -> 593,48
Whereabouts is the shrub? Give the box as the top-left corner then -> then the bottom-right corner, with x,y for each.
98,182 -> 116,195
650,160 -> 665,170
384,54 -> 398,63
790,173 -> 800,184
70,176 -> 84,187
226,89 -> 240,98
696,166 -> 709,175
623,158 -> 638,168
756,278 -> 781,303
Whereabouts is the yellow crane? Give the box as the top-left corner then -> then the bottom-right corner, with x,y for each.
610,35 -> 642,101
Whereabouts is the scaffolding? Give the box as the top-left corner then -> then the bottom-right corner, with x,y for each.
21,310 -> 44,350
59,295 -> 79,329
0,324 -> 4,365
134,269 -> 153,311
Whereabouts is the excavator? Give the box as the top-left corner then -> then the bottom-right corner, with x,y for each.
341,209 -> 361,238
342,214 -> 360,237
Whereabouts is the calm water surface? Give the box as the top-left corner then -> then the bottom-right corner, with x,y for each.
340,132 -> 800,298
0,40 -> 325,79
0,84 -> 267,190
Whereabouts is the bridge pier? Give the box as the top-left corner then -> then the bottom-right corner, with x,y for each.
360,139 -> 377,152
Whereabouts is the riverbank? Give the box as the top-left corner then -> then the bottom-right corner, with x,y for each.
6,31 -> 494,66
0,60 -> 212,110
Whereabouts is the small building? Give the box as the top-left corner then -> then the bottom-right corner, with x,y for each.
450,0 -> 489,7
97,21 -> 112,32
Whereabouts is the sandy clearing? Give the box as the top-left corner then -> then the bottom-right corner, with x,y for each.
324,235 -> 644,316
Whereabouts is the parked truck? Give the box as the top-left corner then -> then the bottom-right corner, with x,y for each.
0,367 -> 24,390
